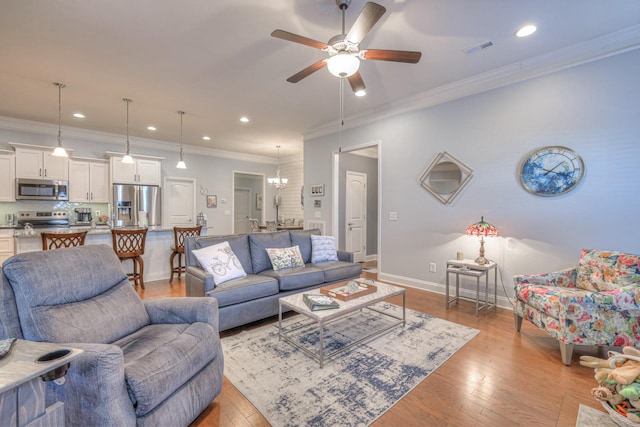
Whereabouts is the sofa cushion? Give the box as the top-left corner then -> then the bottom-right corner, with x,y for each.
313,260 -> 363,283
311,235 -> 339,263
290,229 -> 321,263
206,274 -> 279,307
259,266 -> 325,291
2,245 -> 151,343
249,231 -> 292,273
192,241 -> 247,285
266,246 -> 305,271
194,234 -> 253,274
114,322 -> 218,417
577,249 -> 640,292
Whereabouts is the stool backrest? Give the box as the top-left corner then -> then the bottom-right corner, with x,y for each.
173,226 -> 202,251
111,228 -> 147,257
41,231 -> 88,250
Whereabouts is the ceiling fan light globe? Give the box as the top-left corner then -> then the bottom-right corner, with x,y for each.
327,54 -> 359,78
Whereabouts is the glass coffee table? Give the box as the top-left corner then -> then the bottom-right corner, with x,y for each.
278,281 -> 406,367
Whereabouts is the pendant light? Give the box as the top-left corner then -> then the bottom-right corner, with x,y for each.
268,145 -> 288,189
51,82 -> 68,157
121,98 -> 134,164
176,110 -> 187,169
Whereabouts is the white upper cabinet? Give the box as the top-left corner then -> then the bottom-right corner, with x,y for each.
110,155 -> 162,185
0,151 -> 16,202
69,159 -> 109,203
14,146 -> 69,180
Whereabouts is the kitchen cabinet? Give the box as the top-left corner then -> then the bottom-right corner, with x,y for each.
110,156 -> 162,185
0,151 -> 15,202
14,146 -> 69,180
0,229 -> 15,264
69,159 -> 109,203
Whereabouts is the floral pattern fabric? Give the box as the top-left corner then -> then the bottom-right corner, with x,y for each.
514,249 -> 640,347
266,245 -> 305,271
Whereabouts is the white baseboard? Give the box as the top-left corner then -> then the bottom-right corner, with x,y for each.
377,272 -> 515,311
364,254 -> 377,262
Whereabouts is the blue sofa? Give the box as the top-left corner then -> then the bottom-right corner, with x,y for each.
0,245 -> 223,426
185,229 -> 363,331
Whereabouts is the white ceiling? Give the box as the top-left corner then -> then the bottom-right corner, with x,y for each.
1,0 -> 639,159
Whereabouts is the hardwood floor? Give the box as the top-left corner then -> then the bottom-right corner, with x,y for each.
137,268 -> 607,427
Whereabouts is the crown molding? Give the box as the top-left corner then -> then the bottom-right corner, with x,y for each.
305,24 -> 640,140
0,115 -> 277,164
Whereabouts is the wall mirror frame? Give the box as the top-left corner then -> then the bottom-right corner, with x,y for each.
418,151 -> 473,204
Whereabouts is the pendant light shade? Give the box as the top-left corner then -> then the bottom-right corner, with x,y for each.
51,82 -> 68,157
122,98 -> 134,164
176,110 -> 187,169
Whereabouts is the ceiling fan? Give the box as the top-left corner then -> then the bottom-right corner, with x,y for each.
271,0 -> 422,95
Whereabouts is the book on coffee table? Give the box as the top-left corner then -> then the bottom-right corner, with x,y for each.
302,294 -> 340,311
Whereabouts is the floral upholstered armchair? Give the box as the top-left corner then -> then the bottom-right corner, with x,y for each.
514,249 -> 640,365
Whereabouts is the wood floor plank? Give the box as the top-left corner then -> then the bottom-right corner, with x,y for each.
138,266 -> 604,427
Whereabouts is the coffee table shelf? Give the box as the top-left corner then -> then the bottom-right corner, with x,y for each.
278,281 -> 406,367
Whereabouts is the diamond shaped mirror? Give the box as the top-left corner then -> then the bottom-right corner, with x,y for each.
418,152 -> 473,204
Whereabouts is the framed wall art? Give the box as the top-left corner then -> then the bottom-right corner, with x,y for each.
256,193 -> 263,210
310,184 -> 324,196
206,195 -> 217,208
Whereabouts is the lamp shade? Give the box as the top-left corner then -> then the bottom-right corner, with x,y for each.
465,216 -> 499,237
327,53 -> 360,78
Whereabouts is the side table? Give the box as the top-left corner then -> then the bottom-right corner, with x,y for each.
0,339 -> 83,426
445,259 -> 497,316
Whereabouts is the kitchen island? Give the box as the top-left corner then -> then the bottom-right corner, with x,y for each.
13,226 -> 211,282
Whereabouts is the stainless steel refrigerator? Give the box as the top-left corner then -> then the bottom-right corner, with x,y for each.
112,184 -> 162,227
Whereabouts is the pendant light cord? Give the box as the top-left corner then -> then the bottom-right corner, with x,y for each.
56,83 -> 65,145
179,111 -> 185,160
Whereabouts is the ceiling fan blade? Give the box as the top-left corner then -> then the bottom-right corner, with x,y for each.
361,49 -> 422,63
271,29 -> 328,50
348,72 -> 366,94
286,60 -> 327,83
346,2 -> 386,44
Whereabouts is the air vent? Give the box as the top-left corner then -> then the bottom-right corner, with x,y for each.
463,41 -> 494,56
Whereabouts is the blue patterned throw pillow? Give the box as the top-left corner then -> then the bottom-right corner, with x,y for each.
311,235 -> 339,263
266,246 -> 305,271
192,241 -> 247,285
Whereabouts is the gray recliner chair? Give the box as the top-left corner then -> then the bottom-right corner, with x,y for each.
0,244 -> 224,426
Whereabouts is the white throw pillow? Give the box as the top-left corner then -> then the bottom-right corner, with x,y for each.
192,241 -> 247,285
311,235 -> 339,263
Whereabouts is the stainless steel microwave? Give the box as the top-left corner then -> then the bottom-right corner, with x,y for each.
15,178 -> 69,201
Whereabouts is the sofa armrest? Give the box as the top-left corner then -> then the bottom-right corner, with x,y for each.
144,297 -> 219,333
48,342 -> 136,426
514,266 -> 578,288
337,251 -> 354,263
185,265 -> 215,296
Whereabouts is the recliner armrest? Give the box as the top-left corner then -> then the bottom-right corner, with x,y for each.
48,342 -> 136,426
144,297 -> 219,333
514,266 -> 578,289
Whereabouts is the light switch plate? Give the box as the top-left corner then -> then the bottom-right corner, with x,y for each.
389,212 -> 398,221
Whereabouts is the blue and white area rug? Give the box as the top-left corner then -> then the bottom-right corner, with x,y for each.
221,303 -> 479,427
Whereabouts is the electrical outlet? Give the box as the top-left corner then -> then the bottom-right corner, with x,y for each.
429,263 -> 437,273
389,211 -> 397,221
95,210 -> 100,217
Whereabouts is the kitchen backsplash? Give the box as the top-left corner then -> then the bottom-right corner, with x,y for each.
0,201 -> 109,226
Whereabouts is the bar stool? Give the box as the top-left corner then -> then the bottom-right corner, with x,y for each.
111,228 -> 147,288
170,225 -> 202,283
41,230 -> 87,250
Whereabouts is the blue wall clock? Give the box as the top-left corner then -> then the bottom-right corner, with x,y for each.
520,146 -> 585,196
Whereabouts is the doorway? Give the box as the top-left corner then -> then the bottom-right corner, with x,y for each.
233,172 -> 264,233
334,143 -> 380,266
345,171 -> 366,263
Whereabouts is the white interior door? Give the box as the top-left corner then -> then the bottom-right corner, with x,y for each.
345,171 -> 366,263
164,177 -> 195,226
234,188 -> 251,233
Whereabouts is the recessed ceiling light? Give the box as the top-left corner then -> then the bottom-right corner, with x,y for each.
240,116 -> 249,123
202,136 -> 211,141
516,25 -> 537,38
73,113 -> 85,119
147,126 -> 157,131
355,90 -> 366,97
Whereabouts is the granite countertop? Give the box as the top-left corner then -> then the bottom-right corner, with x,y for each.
13,225 -> 175,238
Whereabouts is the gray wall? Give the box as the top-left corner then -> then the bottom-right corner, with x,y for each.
338,152 -> 378,256
304,48 -> 640,303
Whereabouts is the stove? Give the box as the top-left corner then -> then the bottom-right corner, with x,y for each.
16,211 -> 69,229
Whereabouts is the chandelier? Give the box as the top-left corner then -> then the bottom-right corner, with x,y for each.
268,145 -> 288,190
